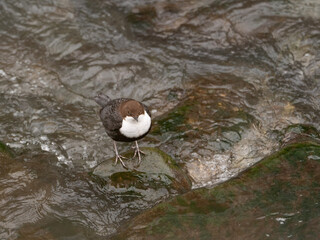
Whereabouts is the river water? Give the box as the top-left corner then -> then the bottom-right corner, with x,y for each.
0,0 -> 319,239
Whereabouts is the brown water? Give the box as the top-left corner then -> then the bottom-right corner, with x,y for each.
0,0 -> 319,239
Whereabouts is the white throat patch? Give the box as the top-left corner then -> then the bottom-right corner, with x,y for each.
120,111 -> 151,138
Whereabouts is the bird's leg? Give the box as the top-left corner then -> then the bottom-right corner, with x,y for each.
133,140 -> 145,167
113,141 -> 128,169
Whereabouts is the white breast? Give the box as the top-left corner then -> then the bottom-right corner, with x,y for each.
120,111 -> 151,138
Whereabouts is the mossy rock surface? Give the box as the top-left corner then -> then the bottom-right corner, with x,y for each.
0,141 -> 13,157
0,141 -> 15,176
92,147 -> 192,194
113,142 -> 320,240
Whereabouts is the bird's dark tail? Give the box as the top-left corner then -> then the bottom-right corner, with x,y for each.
94,93 -> 111,107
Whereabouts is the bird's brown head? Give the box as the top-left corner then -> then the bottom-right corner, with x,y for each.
119,100 -> 144,120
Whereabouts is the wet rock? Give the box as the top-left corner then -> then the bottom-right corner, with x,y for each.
113,142 -> 320,240
0,141 -> 13,157
282,124 -> 320,146
127,6 -> 157,28
92,147 -> 192,194
0,141 -> 15,175
152,79 -> 258,159
151,79 -> 267,188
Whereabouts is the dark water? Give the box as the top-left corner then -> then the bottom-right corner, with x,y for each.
0,0 -> 319,239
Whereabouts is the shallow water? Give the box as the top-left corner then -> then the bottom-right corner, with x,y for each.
0,0 -> 319,238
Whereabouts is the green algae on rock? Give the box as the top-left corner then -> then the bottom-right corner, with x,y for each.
0,141 -> 13,157
0,141 -> 16,176
113,142 -> 320,240
282,124 -> 320,146
92,147 -> 192,194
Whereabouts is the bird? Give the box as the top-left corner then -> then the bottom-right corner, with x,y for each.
94,93 -> 152,168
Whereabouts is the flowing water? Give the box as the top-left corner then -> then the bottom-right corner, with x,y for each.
0,0 -> 319,239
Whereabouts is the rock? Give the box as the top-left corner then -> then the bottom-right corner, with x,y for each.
92,147 -> 192,194
282,124 -> 320,146
0,141 -> 15,175
0,141 -> 13,157
112,142 -> 320,240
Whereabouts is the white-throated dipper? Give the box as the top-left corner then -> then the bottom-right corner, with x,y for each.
94,93 -> 152,168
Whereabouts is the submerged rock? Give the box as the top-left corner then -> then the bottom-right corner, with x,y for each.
92,147 -> 192,194
0,141 -> 13,157
113,142 -> 320,240
0,141 -> 15,175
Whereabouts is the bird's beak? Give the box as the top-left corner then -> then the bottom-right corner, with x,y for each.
133,116 -> 139,121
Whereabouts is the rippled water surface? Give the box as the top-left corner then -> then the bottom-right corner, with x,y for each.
0,0 -> 319,239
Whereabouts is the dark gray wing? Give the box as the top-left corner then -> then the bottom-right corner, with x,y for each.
99,99 -> 124,132
94,93 -> 111,107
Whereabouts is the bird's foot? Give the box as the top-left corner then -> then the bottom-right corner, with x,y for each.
132,148 -> 145,158
114,154 -> 128,169
113,141 -> 129,169
134,149 -> 145,167
132,141 -> 145,168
